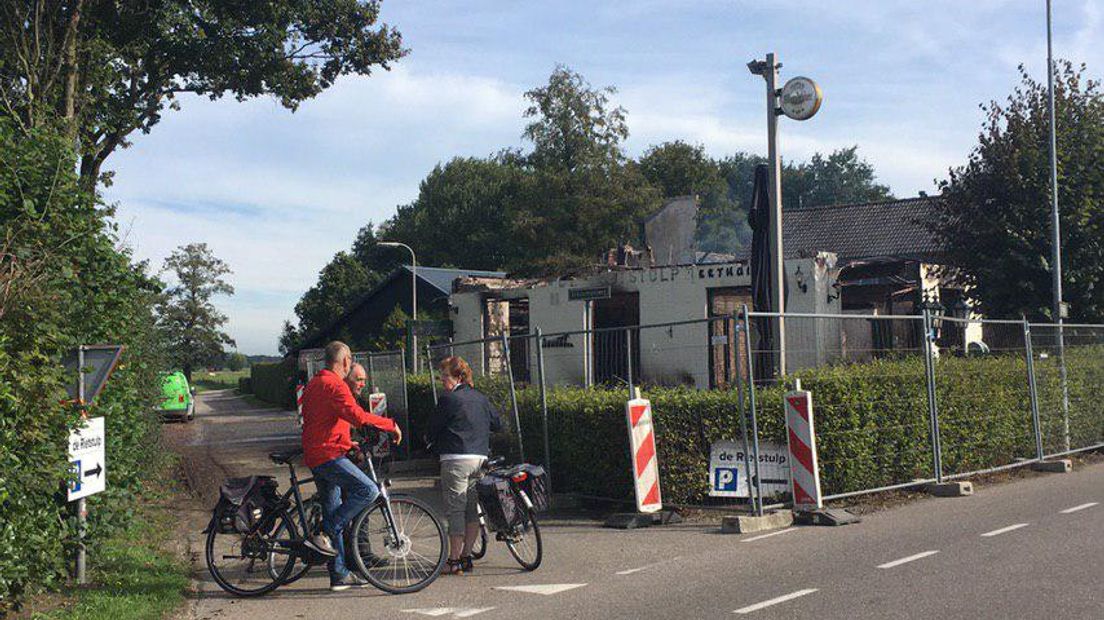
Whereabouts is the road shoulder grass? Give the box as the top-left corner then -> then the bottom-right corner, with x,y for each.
25,464 -> 191,620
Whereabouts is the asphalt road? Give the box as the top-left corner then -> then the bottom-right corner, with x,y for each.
171,389 -> 1104,619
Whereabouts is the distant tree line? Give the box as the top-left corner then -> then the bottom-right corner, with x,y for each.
281,66 -> 893,352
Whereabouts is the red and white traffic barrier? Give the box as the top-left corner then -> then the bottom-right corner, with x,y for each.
784,383 -> 823,512
295,383 -> 305,427
368,392 -> 387,416
626,396 -> 662,513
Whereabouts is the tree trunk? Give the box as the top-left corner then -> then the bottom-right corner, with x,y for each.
62,0 -> 85,136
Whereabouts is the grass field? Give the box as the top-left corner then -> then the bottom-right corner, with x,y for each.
191,368 -> 249,392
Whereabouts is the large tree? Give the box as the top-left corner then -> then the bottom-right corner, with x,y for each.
784,146 -> 893,211
158,242 -> 235,378
382,155 -> 526,270
933,61 -> 1104,322
0,1 -> 406,186
510,66 -> 660,274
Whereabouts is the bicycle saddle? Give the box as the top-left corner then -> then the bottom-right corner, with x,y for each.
269,448 -> 303,464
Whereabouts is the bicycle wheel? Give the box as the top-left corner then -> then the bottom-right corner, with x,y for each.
206,513 -> 295,597
470,524 -> 488,560
505,509 -> 542,571
350,495 -> 446,594
270,500 -> 322,585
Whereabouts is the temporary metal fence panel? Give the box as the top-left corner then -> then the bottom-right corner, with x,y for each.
1028,323 -> 1104,457
427,336 -> 525,463
932,317 -> 1038,479
407,310 -> 1104,512
352,350 -> 410,459
745,311 -> 936,502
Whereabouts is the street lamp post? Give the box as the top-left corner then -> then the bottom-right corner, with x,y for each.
748,53 -> 823,377
379,242 -> 417,371
1045,0 -> 1070,451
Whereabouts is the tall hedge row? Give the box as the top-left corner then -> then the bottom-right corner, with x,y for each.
406,346 -> 1104,505
0,121 -> 168,610
250,359 -> 297,409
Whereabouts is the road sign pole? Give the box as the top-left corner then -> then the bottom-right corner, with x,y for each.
76,345 -> 87,584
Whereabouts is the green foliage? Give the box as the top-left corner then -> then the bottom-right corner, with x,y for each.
407,349 -> 1103,505
784,146 -> 894,211
237,376 -> 253,394
383,157 -> 527,270
1,1 -> 407,185
934,61 -> 1104,322
157,243 -> 235,381
250,359 -> 297,409
0,118 -> 167,611
224,351 -> 248,372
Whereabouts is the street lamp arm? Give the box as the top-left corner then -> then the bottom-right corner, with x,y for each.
379,241 -> 417,322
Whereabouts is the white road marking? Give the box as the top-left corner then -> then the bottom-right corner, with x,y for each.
981,523 -> 1029,537
615,556 -> 682,575
877,550 -> 940,569
1060,502 -> 1099,514
403,609 -> 494,619
734,588 -> 818,614
495,583 -> 587,595
742,528 -> 798,543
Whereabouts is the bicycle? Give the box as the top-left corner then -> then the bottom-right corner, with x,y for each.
204,438 -> 447,596
466,456 -> 543,571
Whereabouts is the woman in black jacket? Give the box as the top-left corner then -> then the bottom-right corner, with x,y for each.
426,356 -> 503,574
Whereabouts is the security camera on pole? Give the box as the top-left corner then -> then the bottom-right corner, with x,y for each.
747,54 -> 823,376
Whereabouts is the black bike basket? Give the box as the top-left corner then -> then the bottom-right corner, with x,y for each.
476,475 -> 522,532
516,464 -> 550,513
213,476 -> 280,534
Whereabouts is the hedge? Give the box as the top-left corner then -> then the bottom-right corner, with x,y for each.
404,346 -> 1104,505
237,376 -> 253,394
250,359 -> 297,409
1,120 -> 169,611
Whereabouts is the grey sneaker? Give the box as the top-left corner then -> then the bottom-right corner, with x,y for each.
305,533 -> 337,557
330,572 -> 371,591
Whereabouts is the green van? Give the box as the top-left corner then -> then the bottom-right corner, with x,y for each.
159,371 -> 195,422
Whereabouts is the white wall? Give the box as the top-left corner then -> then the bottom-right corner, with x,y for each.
450,257 -> 839,387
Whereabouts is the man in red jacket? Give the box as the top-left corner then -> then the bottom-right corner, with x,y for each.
301,341 -> 402,591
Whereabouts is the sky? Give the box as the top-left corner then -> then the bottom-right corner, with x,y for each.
102,1 -> 1104,355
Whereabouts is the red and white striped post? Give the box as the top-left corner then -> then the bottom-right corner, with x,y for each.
295,383 -> 305,427
784,381 -> 823,513
627,395 -> 662,513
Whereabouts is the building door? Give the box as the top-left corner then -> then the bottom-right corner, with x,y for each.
592,293 -> 640,386
708,287 -> 752,388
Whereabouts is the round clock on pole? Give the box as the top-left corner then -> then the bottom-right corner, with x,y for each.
779,77 -> 823,121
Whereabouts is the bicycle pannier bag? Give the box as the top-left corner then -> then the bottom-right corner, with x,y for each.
476,475 -> 521,532
516,464 -> 550,513
214,476 -> 280,534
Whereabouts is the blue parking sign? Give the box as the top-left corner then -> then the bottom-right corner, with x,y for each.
714,467 -> 739,493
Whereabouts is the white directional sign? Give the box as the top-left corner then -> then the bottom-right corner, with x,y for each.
708,440 -> 790,498
68,417 -> 106,501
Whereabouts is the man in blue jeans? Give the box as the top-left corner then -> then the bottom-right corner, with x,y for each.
301,342 -> 402,591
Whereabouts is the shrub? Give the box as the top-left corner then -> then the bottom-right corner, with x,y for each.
0,119 -> 167,611
237,376 -> 253,394
251,359 -> 296,409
